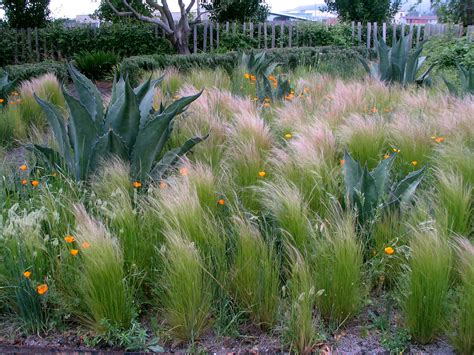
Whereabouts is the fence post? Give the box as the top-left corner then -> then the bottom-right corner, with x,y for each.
373,22 -> 378,48
249,22 -> 254,38
225,21 -> 229,33
280,22 -> 284,48
34,28 -> 40,62
408,24 -> 414,47
382,22 -> 386,43
193,24 -> 197,54
233,22 -> 237,35
14,30 -> 18,64
357,22 -> 362,44
264,22 -> 268,49
271,22 -> 276,48
243,22 -> 246,36
468,25 -> 474,43
203,22 -> 208,52
27,28 -> 33,62
258,23 -> 262,48
416,25 -> 421,46
42,29 -> 48,61
392,23 -> 397,44
216,22 -> 220,49
210,22 -> 213,51
288,21 -> 293,48
367,22 -> 372,49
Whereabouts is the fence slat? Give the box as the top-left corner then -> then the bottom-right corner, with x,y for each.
203,22 -> 208,52
280,22 -> 284,48
367,22 -> 371,49
351,21 -> 355,44
225,21 -> 229,33
193,25 -> 197,54
271,22 -> 276,49
408,24 -> 414,48
416,25 -> 421,46
382,22 -> 386,42
264,22 -> 268,49
249,22 -> 254,38
288,24 -> 292,48
210,22 -> 213,51
257,23 -> 262,49
34,28 -> 40,62
357,22 -> 362,44
373,22 -> 378,48
216,22 -> 220,48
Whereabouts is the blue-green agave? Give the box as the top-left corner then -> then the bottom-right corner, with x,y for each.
443,65 -> 474,97
0,71 -> 17,104
30,64 -> 206,182
360,35 -> 434,86
343,150 -> 425,228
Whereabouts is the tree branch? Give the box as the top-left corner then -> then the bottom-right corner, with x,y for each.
106,0 -> 133,17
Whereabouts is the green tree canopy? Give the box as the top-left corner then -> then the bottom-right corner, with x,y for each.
324,0 -> 402,23
1,0 -> 50,28
430,0 -> 473,26
201,0 -> 270,22
94,0 -> 153,23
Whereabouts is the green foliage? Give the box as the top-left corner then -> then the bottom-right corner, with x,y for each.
423,37 -> 474,69
4,61 -> 68,82
324,0 -> 402,22
451,238 -> 474,355
214,32 -> 258,53
360,35 -> 434,86
343,151 -> 425,233
296,22 -> 352,47
0,71 -> 16,104
402,228 -> 451,344
202,0 -> 270,22
431,0 -> 474,26
74,50 -> 121,81
315,213 -> 363,327
94,0 -> 153,23
2,0 -> 50,28
29,64 -> 205,182
443,65 -> 474,97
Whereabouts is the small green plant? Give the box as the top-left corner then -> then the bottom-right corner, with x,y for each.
30,64 -> 206,182
74,50 -> 121,81
0,71 -> 16,104
443,64 -> 474,97
402,227 -> 451,344
360,35 -> 434,86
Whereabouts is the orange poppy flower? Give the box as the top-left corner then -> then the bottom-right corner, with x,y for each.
31,180 -> 39,187
218,199 -> 225,205
70,249 -> 79,256
132,181 -> 142,188
37,284 -> 48,295
19,165 -> 28,171
340,159 -> 345,166
371,107 -> 378,114
23,271 -> 31,279
435,137 -> 445,143
0,99 -> 4,104
64,235 -> 75,243
263,102 -> 270,108
179,167 -> 188,176
258,171 -> 266,177
82,241 -> 91,249
411,160 -> 418,166
159,181 -> 168,189
244,73 -> 250,79
21,179 -> 27,186
384,246 -> 395,255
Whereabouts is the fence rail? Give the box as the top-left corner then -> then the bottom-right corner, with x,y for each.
2,21 -> 473,65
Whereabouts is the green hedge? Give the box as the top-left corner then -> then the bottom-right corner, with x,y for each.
4,61 -> 68,83
121,46 -> 377,84
0,22 -> 174,66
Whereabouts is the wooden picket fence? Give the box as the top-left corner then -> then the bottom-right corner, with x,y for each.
3,21 -> 473,65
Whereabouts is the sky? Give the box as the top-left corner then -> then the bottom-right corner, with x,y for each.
48,0 -> 324,18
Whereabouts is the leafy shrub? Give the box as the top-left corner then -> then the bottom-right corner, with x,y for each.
423,37 -> 474,69
297,22 -> 352,47
4,61 -> 68,83
74,50 -> 120,81
214,32 -> 258,53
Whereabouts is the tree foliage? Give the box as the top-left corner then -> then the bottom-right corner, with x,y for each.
430,0 -> 473,26
201,0 -> 270,22
94,0 -> 153,23
324,0 -> 402,23
1,0 -> 50,28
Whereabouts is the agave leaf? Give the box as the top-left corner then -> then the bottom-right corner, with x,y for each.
150,134 -> 209,181
135,75 -> 164,126
63,90 -> 99,180
371,153 -> 396,199
67,63 -> 104,123
360,165 -> 378,218
33,94 -> 73,169
110,74 -> 125,107
89,130 -> 129,172
405,45 -> 423,83
359,57 -> 372,75
130,106 -> 180,181
388,167 -> 425,206
443,76 -> 459,96
103,79 -> 141,150
378,39 -> 391,82
150,90 -> 203,125
343,150 -> 363,205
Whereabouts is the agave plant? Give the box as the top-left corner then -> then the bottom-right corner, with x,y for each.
360,35 -> 434,86
0,71 -> 17,104
29,64 -> 206,182
443,65 -> 474,98
241,51 -> 292,102
343,150 -> 425,230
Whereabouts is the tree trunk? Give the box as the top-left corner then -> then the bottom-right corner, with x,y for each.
173,28 -> 191,55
